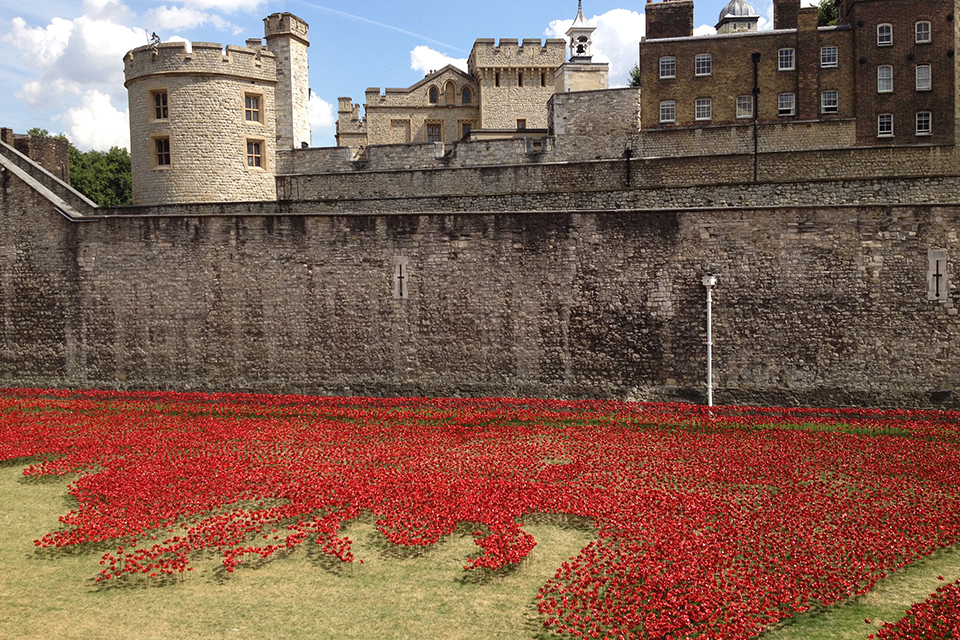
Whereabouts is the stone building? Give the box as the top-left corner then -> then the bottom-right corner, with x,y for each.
123,12 -> 310,205
639,0 -> 955,147
336,2 -> 609,147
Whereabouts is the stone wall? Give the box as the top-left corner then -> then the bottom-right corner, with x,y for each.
5,162 -> 958,407
276,143 -> 960,208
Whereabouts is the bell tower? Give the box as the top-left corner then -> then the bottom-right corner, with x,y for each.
555,1 -> 608,93
567,1 -> 596,61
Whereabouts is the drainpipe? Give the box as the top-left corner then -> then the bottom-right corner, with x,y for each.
702,274 -> 717,407
752,51 -> 761,183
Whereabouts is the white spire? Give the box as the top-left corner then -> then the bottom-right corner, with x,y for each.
575,0 -> 587,24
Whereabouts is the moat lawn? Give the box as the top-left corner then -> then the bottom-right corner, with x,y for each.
1,389 -> 958,639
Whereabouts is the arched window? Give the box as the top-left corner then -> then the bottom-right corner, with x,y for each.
462,87 -> 472,104
429,87 -> 438,104
444,81 -> 456,105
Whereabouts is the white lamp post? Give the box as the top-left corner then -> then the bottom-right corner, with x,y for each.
702,274 -> 717,407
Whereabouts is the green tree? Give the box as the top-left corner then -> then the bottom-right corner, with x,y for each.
68,145 -> 133,207
629,63 -> 641,88
817,0 -> 837,26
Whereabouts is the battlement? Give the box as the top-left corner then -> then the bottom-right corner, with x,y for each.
468,38 -> 567,69
124,40 -> 278,86
264,12 -> 309,44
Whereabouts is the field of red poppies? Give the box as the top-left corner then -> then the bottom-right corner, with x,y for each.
1,388 -> 958,639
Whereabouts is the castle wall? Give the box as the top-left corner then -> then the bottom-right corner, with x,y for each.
275,143 -> 960,208
4,164 -> 959,407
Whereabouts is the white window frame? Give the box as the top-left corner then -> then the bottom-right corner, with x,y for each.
659,56 -> 677,79
878,113 -> 894,137
820,90 -> 838,114
878,23 -> 893,46
915,21 -> 931,43
778,93 -> 796,116
695,97 -> 712,121
878,65 -> 893,93
695,54 -> 712,77
659,100 -> 677,123
916,64 -> 931,91
778,48 -> 795,71
736,95 -> 753,119
916,111 -> 932,136
820,46 -> 838,68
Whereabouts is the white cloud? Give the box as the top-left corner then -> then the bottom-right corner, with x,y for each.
410,46 -> 468,75
546,9 -> 646,88
694,25 -> 717,36
143,6 -> 235,32
310,94 -> 335,130
4,17 -> 74,68
82,0 -> 134,22
15,78 -> 82,108
58,90 -> 129,151
176,0 -> 264,13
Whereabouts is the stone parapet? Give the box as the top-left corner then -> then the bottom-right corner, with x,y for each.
124,42 -> 277,86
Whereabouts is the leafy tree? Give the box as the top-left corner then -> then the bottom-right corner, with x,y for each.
69,145 -> 132,207
26,128 -> 132,206
629,63 -> 641,88
818,0 -> 837,26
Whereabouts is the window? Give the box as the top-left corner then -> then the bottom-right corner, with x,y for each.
878,65 -> 893,92
461,122 -> 472,139
151,90 -> 169,121
244,94 -> 262,123
428,87 -> 438,104
821,90 -> 838,114
778,48 -> 795,71
660,56 -> 676,79
736,95 -> 753,118
516,119 -> 527,130
152,135 -> 171,168
821,46 -> 838,68
246,140 -> 263,168
541,73 -> 546,87
878,113 -> 893,137
916,21 -> 931,43
518,72 -> 524,87
462,87 -> 472,104
495,73 -> 500,87
426,123 -> 442,143
695,54 -> 712,76
878,24 -> 892,46
916,111 -> 932,135
778,93 -> 795,116
916,64 -> 931,91
695,97 -> 712,121
659,100 -> 676,123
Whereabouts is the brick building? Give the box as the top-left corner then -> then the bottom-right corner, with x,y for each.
639,0 -> 955,147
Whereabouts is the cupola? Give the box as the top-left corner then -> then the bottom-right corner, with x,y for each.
715,0 -> 760,33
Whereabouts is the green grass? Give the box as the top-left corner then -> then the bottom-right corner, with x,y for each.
0,462 -> 594,640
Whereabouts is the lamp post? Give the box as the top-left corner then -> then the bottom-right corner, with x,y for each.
702,274 -> 717,407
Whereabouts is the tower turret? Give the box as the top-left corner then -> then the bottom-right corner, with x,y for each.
264,12 -> 311,150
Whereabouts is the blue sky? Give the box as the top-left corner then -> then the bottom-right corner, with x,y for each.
0,0 -> 797,150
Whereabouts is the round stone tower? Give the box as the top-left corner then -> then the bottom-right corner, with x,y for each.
123,13 -> 309,205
